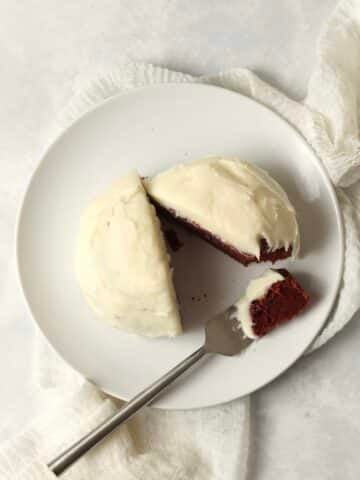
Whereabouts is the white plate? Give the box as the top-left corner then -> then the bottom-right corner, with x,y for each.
16,84 -> 343,409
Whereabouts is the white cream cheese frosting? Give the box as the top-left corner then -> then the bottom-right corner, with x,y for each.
233,269 -> 284,339
145,157 -> 300,259
75,172 -> 182,337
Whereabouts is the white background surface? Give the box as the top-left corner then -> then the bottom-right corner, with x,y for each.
2,0 -> 360,478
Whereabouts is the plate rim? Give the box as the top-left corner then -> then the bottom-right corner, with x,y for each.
15,82 -> 345,409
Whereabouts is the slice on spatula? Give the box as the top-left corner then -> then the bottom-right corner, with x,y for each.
231,268 -> 310,339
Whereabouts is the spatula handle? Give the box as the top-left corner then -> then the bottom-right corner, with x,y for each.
48,345 -> 207,476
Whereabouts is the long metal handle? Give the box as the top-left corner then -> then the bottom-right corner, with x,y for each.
48,345 -> 207,476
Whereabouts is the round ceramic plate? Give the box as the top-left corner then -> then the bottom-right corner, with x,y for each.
17,84 -> 343,409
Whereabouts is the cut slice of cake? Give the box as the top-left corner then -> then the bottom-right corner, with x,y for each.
233,268 -> 309,339
75,172 -> 182,337
145,157 -> 300,265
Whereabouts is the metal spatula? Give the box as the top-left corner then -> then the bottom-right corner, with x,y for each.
48,308 -> 252,476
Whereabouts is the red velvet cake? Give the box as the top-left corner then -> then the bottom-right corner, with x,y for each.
234,268 -> 309,339
154,203 -> 292,266
145,157 -> 300,266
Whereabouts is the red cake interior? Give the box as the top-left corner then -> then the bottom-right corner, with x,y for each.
153,203 -> 292,266
250,269 -> 309,337
164,228 -> 183,252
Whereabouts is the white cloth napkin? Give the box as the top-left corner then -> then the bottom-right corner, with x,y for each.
2,0 -> 360,478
